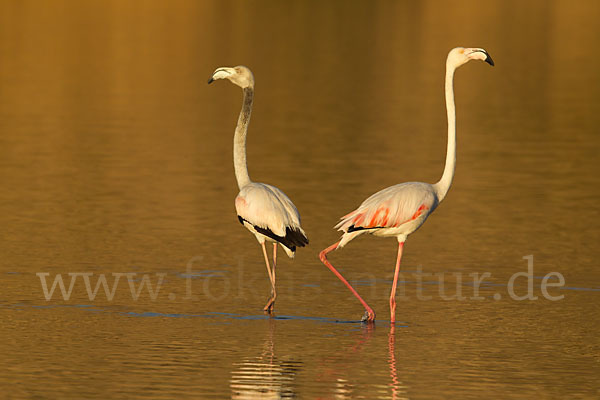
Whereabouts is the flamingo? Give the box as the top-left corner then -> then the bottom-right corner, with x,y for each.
319,47 -> 494,323
209,66 -> 309,314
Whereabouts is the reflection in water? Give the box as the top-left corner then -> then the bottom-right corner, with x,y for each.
388,326 -> 407,400
315,324 -> 408,399
230,320 -> 302,399
316,324 -> 375,399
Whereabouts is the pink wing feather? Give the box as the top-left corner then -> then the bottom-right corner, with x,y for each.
335,182 -> 438,233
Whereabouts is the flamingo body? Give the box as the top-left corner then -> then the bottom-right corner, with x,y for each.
336,182 -> 439,247
236,182 -> 308,258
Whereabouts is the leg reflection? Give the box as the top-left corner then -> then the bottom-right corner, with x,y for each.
230,319 -> 302,399
388,325 -> 404,400
318,324 -> 408,399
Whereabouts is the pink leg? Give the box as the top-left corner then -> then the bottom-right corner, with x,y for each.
272,243 -> 277,293
261,242 -> 276,313
268,244 -> 277,310
389,242 -> 404,324
319,241 -> 376,322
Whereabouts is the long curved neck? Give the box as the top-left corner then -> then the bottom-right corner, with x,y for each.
233,87 -> 253,189
434,63 -> 457,202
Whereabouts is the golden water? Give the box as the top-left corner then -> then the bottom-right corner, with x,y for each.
1,1 -> 599,398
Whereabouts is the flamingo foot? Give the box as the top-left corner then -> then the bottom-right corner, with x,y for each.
263,296 -> 276,314
361,309 -> 376,323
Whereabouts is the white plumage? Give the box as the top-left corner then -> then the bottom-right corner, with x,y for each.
335,182 -> 439,247
235,182 -> 307,258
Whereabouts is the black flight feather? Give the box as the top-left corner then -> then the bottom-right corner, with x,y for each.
347,224 -> 385,233
238,216 -> 308,252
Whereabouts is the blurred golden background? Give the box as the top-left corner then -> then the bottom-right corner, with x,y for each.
0,1 -> 598,398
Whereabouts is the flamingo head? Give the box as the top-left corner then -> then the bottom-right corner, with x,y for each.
208,66 -> 254,88
447,47 -> 494,69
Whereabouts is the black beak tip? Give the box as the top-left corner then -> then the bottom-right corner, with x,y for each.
485,54 -> 494,66
208,77 -> 214,84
